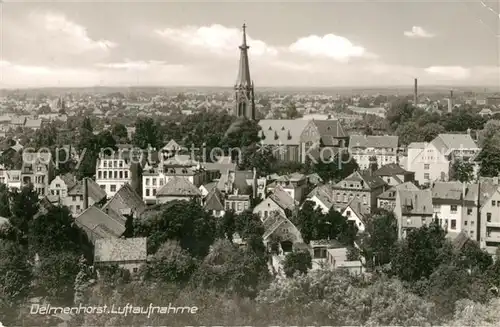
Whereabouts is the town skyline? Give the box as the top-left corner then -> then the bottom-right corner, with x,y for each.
1,1 -> 500,88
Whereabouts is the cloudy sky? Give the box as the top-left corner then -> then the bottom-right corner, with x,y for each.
0,0 -> 499,88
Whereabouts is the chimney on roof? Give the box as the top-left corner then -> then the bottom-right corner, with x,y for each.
83,177 -> 89,210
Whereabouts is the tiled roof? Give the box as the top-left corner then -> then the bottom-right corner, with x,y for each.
102,183 -> 146,218
452,230 -> 470,251
313,189 -> 335,211
338,171 -> 386,190
408,142 -> 426,149
162,139 -> 184,151
75,206 -> 125,240
344,198 -> 369,223
431,134 -> 479,154
378,181 -> 418,199
201,181 -> 217,194
68,178 -> 107,202
157,176 -> 201,197
349,135 -> 398,149
94,237 -> 147,263
431,181 -> 464,201
258,119 -> 310,145
268,185 -> 296,211
204,188 -> 225,211
312,119 -> 347,144
60,173 -> 77,190
375,163 -> 412,177
398,189 -> 433,215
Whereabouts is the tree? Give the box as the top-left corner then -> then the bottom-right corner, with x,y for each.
387,100 -> 415,129
111,123 -> 129,142
391,220 -> 447,282
0,240 -> 32,311
396,121 -> 421,146
216,210 -> 236,242
133,117 -> 161,149
283,250 -> 312,277
34,252 -> 81,305
9,184 -> 39,241
143,241 -> 198,284
313,149 -> 358,182
293,201 -> 325,243
478,133 -> 500,177
81,117 -> 93,132
0,183 -> 11,218
450,159 -> 475,183
285,103 -> 301,119
361,211 -> 398,266
74,255 -> 94,305
421,123 -> 445,142
135,200 -> 216,258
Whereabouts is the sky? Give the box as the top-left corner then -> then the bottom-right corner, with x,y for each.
0,0 -> 499,88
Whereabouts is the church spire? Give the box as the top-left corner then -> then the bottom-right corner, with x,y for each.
234,23 -> 255,120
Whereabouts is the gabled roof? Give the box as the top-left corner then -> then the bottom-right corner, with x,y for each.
24,119 -> 42,129
60,173 -> 77,190
375,163 -> 412,177
431,181 -> 464,201
201,181 -> 217,194
336,171 -> 386,190
452,230 -> 470,251
94,237 -> 147,263
349,135 -> 398,149
162,139 -> 184,151
311,119 -> 347,142
344,198 -> 368,223
157,176 -> 201,197
268,185 -> 296,211
408,142 -> 426,149
258,119 -> 310,145
68,178 -> 107,203
430,134 -> 479,154
378,181 -> 418,199
397,189 -> 433,216
204,188 -> 225,211
75,206 -> 125,239
102,183 -> 146,218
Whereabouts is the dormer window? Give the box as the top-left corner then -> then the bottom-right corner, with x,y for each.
281,126 -> 285,130
268,126 -> 272,130
287,130 -> 292,140
274,131 -> 279,140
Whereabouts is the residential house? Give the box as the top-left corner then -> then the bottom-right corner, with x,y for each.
394,189 -> 433,239
2,170 -> 21,190
262,210 -> 303,254
101,183 -> 146,222
199,181 -> 217,198
95,151 -> 138,198
254,185 -> 296,220
406,134 -> 480,186
94,237 -> 147,274
21,152 -> 55,197
374,163 -> 415,187
217,169 -> 256,214
341,198 -> 368,233
325,247 -> 364,275
65,178 -> 107,217
330,170 -> 387,215
348,135 -> 399,170
377,181 -> 419,210
48,173 -> 76,200
75,206 -> 126,244
258,119 -> 348,163
478,181 -> 500,255
306,183 -> 335,214
203,188 -> 225,217
431,181 -> 481,237
266,172 -> 308,203
142,165 -> 211,204
156,176 -> 202,204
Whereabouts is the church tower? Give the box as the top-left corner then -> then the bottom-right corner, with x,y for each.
234,24 -> 256,120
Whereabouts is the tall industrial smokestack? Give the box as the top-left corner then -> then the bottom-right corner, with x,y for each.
448,89 -> 454,113
414,78 -> 418,105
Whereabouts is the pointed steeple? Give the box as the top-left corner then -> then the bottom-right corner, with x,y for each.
235,23 -> 252,88
234,23 -> 256,120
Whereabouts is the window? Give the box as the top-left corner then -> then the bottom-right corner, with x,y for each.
343,194 -> 347,202
450,205 -> 457,213
98,171 -> 102,179
103,171 -> 107,179
487,213 -> 492,222
451,219 -> 457,229
133,268 -> 138,273
424,164 -> 430,170
264,211 -> 268,218
471,221 -> 474,226
55,183 -> 60,188
72,196 -> 76,201
493,200 -> 496,206
345,210 -> 351,217
470,230 -> 474,236
152,189 -> 157,196
145,178 -> 150,186
424,173 -> 430,180
237,202 -> 242,212
80,195 -> 83,201
146,189 -> 150,196
110,184 -> 117,192
125,171 -> 129,179
76,205 -> 81,212
336,193 -> 341,202
114,171 -> 117,179
464,220 -> 468,226
467,208 -> 472,215
152,178 -> 157,186
119,171 -> 123,179
362,195 -> 367,205
103,161 -> 107,168
119,161 -> 123,168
